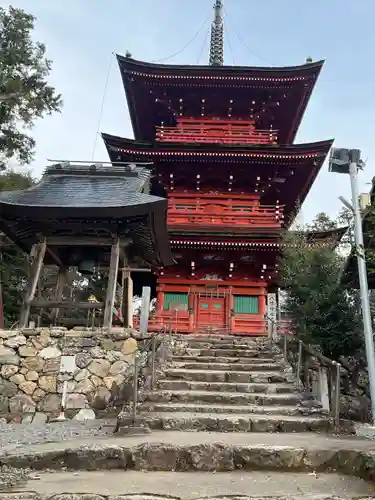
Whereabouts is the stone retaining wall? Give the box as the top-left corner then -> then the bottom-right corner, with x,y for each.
0,328 -> 139,422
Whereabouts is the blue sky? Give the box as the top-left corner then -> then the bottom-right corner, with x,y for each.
9,0 -> 375,222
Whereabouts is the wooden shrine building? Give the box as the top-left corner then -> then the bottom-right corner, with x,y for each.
101,1 -> 333,335
0,162 -> 173,329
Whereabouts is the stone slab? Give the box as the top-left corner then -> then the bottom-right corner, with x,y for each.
17,470 -> 375,499
185,348 -> 272,358
173,362 -> 280,372
143,389 -> 300,406
173,356 -> 277,364
136,412 -> 333,433
164,368 -> 288,383
1,431 -> 375,480
157,380 -> 295,393
139,402 -> 306,415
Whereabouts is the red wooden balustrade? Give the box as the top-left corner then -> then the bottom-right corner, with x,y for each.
168,200 -> 284,228
156,118 -> 278,145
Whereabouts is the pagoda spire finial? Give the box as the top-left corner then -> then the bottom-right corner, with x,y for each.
209,0 -> 224,66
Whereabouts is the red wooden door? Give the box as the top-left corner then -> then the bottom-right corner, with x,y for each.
198,297 -> 226,327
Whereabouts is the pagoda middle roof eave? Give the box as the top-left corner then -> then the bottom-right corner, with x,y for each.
117,55 -> 325,80
102,133 -> 334,160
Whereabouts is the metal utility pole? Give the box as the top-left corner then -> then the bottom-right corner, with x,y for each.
329,148 -> 375,426
349,161 -> 375,425
209,0 -> 224,66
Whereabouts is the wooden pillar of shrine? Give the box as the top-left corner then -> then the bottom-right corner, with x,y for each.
19,239 -> 47,329
156,286 -> 164,313
52,266 -> 67,325
188,291 -> 195,332
259,293 -> 266,316
121,269 -> 133,328
103,237 -> 120,330
229,289 -> 235,333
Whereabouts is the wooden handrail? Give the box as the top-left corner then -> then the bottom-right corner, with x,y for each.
157,126 -> 276,135
156,121 -> 278,146
168,205 -> 284,226
169,208 -> 283,216
168,203 -> 284,213
168,218 -> 282,229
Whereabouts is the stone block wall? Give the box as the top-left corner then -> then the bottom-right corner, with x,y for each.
0,327 -> 138,421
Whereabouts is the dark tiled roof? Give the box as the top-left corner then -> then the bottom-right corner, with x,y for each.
0,163 -> 159,210
0,162 -> 173,267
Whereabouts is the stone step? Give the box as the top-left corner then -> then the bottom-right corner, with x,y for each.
139,411 -> 332,433
172,361 -> 281,371
172,355 -> 276,364
186,342 -> 260,350
157,380 -> 295,394
164,368 -> 290,383
5,431 -> 371,480
185,348 -> 273,358
20,469 -> 373,500
139,401 -> 310,416
143,390 -> 301,406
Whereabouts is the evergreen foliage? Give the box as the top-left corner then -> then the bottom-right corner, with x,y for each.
0,5 -> 62,325
0,6 -> 62,168
280,213 -> 362,360
0,170 -> 34,326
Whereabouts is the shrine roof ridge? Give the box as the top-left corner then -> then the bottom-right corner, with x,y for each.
117,55 -> 325,80
44,161 -> 151,178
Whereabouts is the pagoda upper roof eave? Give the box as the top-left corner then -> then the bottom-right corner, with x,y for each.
117,55 -> 324,144
102,133 -> 334,160
117,54 -> 325,80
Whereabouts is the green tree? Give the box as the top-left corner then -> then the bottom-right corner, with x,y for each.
0,169 -> 35,326
0,6 -> 62,168
308,211 -> 338,232
280,212 -> 362,360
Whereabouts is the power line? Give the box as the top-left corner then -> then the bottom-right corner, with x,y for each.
152,14 -> 211,64
222,6 -> 367,89
91,52 -> 113,161
197,28 -> 210,64
224,23 -> 236,65
222,6 -> 273,65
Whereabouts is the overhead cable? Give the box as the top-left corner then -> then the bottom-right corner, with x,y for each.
152,14 -> 211,64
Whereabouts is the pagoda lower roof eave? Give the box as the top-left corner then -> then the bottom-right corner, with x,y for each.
102,133 -> 334,159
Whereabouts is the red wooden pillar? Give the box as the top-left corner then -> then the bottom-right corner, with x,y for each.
156,286 -> 164,314
188,291 -> 195,332
259,293 -> 266,316
229,289 -> 235,333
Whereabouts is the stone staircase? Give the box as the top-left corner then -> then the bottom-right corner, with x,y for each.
139,334 -> 334,433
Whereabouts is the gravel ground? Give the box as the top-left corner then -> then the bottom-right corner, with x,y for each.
0,466 -> 32,492
355,423 -> 375,440
0,419 -> 116,491
0,419 -> 115,454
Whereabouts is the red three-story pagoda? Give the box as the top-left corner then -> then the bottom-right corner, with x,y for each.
103,1 -> 332,335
